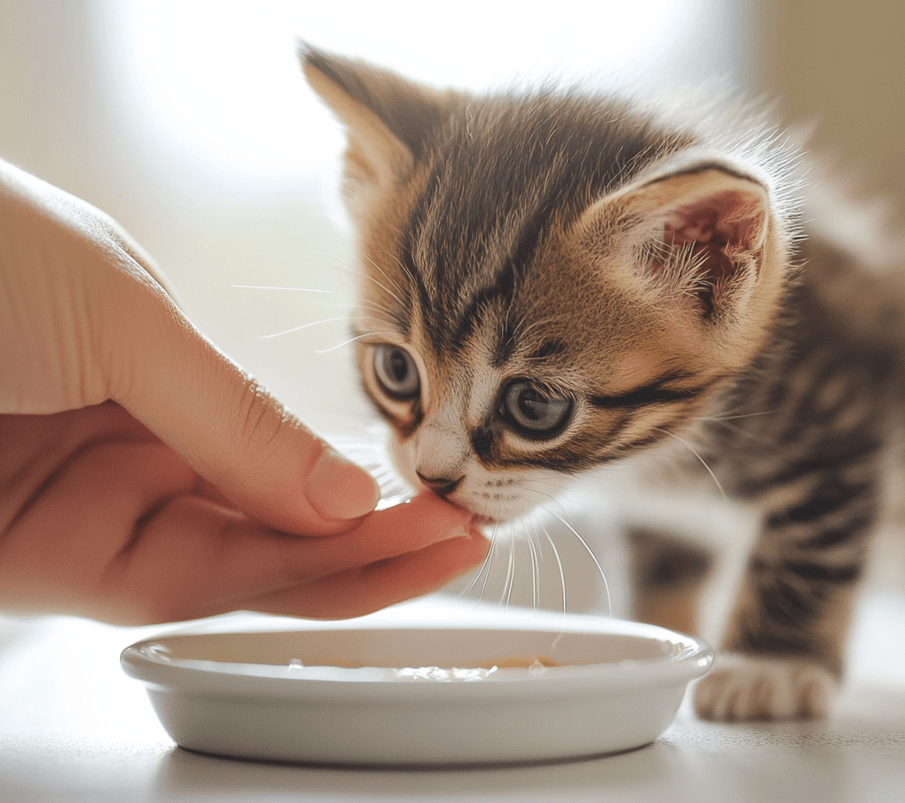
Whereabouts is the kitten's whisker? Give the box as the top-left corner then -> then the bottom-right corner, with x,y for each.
502,522 -> 517,609
352,294 -> 403,320
259,317 -> 348,340
383,248 -> 420,293
372,247 -> 411,284
654,427 -> 727,499
313,332 -> 389,354
478,516 -> 502,605
535,502 -> 612,617
526,518 -> 544,611
457,550 -> 489,601
357,273 -> 407,316
460,518 -> 499,605
517,484 -> 571,521
360,252 -> 410,310
540,521 -> 567,617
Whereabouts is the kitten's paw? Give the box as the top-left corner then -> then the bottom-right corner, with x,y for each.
693,654 -> 838,721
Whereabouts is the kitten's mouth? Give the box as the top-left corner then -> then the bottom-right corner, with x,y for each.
453,495 -> 535,527
380,495 -> 499,527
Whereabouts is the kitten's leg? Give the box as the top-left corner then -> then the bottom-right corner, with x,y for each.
694,463 -> 878,721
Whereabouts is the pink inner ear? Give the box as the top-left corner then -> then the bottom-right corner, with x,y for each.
658,190 -> 765,316
664,190 -> 764,253
665,207 -> 719,246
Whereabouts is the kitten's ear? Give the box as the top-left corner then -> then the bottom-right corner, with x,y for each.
582,162 -> 776,320
301,45 -> 460,224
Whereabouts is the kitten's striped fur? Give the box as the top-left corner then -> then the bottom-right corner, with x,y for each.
302,47 -> 905,721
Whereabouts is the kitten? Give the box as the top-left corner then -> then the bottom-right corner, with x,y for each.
301,46 -> 905,721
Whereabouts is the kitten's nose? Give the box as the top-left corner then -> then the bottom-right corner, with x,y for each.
415,471 -> 463,497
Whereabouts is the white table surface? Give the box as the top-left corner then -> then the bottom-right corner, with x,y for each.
1,591 -> 904,803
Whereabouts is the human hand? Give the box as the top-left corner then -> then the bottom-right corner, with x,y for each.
0,161 -> 487,624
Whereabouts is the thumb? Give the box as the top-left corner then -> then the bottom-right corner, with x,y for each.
105,260 -> 379,536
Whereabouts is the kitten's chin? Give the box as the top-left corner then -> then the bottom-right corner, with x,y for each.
450,495 -> 537,526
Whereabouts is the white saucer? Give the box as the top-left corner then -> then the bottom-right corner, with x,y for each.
121,607 -> 712,766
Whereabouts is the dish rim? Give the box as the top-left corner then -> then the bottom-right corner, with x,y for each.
121,616 -> 714,699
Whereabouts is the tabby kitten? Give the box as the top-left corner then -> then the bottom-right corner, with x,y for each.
301,46 -> 905,722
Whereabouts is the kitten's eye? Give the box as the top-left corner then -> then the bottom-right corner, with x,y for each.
373,345 -> 420,401
500,381 -> 573,437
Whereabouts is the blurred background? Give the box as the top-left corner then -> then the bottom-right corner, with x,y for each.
1,0 -> 903,611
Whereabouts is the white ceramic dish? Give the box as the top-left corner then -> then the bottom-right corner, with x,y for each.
121,610 -> 712,766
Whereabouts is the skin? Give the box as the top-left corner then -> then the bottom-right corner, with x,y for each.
0,160 -> 487,625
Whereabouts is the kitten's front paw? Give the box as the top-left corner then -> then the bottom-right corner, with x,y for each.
693,654 -> 838,721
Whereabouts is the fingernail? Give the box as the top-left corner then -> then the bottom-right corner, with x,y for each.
448,522 -> 488,543
444,526 -> 471,542
305,449 -> 380,520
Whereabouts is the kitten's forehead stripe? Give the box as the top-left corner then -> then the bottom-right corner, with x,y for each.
398,169 -> 444,337
488,314 -> 517,369
456,256 -> 521,352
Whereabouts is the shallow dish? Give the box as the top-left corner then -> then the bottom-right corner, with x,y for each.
121,609 -> 712,766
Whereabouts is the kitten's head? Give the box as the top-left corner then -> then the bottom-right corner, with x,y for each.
303,47 -> 799,522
